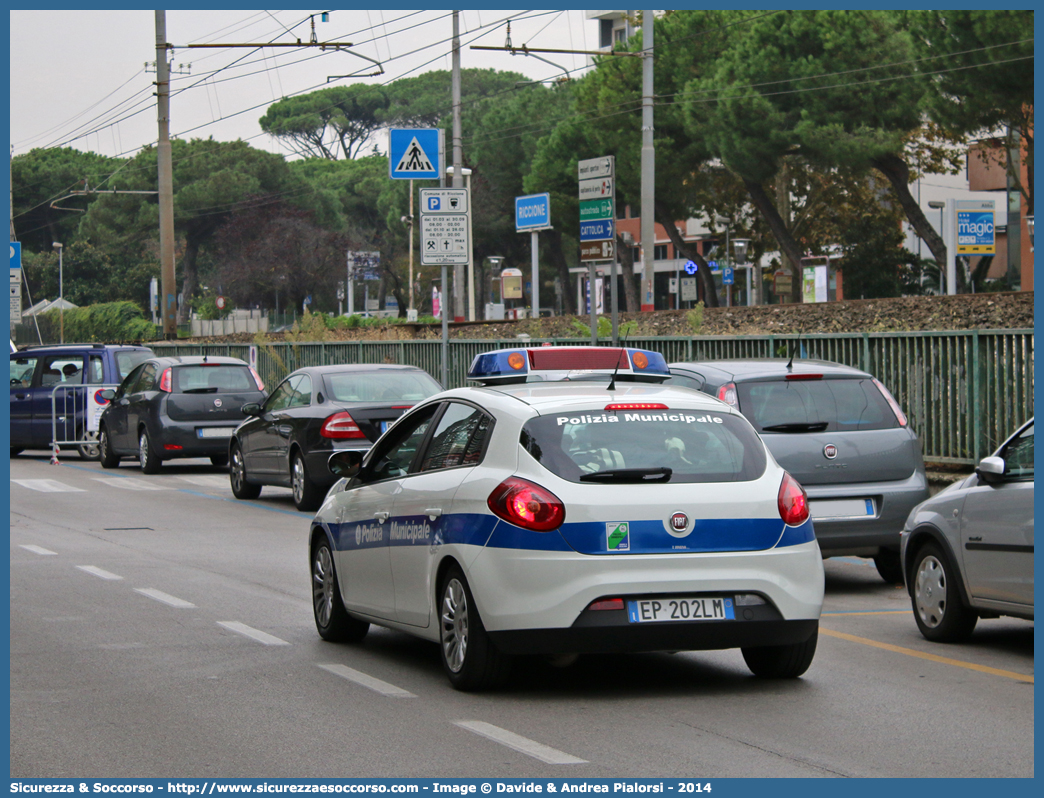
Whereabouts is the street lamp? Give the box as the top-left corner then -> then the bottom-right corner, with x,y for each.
928,201 -> 945,294
52,242 -> 64,343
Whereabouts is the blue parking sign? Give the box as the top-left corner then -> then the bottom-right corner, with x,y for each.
10,242 -> 21,270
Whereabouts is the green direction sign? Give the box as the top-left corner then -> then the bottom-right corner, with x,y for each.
579,198 -> 614,222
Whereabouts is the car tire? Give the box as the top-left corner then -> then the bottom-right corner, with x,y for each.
229,442 -> 261,500
210,454 -> 229,468
438,565 -> 512,691
138,428 -> 161,474
873,548 -> 904,584
741,625 -> 818,678
98,426 -> 120,469
311,537 -> 369,643
291,451 -> 323,512
911,542 -> 978,642
76,428 -> 101,461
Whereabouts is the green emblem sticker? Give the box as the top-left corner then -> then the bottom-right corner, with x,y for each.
606,522 -> 630,551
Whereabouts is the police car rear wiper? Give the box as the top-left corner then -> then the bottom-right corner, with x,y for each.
579,467 -> 673,483
761,421 -> 828,432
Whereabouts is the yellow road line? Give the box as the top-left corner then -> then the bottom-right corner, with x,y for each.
822,610 -> 910,616
819,627 -> 1034,683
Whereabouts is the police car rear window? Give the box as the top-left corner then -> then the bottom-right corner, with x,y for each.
521,409 -> 766,483
738,378 -> 897,433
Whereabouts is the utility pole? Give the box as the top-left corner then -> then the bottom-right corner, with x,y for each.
156,11 -> 177,338
451,11 -> 464,323
640,10 -> 655,312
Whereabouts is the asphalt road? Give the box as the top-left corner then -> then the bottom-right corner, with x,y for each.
8,453 -> 1034,779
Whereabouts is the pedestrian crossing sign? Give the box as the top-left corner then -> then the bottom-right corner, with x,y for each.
389,128 -> 442,180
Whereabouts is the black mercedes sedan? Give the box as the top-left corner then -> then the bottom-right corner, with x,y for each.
97,355 -> 267,473
228,364 -> 442,510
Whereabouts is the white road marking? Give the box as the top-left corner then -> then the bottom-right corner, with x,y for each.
217,621 -> 290,646
92,478 -> 170,491
453,720 -> 587,765
19,544 -> 57,555
178,476 -> 231,488
134,588 -> 196,608
316,663 -> 416,698
76,565 -> 123,581
11,479 -> 85,493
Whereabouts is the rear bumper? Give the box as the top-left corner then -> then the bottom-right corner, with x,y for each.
153,423 -> 239,459
463,539 -> 824,636
806,470 -> 930,556
490,618 -> 818,655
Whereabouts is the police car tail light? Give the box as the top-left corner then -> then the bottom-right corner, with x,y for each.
321,411 -> 366,439
487,477 -> 565,532
785,373 -> 823,381
159,368 -> 172,392
872,378 -> 908,427
605,403 -> 669,412
249,367 -> 265,391
587,598 -> 624,611
778,472 -> 809,526
716,382 -> 738,407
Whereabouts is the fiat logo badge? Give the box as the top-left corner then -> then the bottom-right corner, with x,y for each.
214,398 -> 223,408
670,512 -> 688,531
823,443 -> 838,460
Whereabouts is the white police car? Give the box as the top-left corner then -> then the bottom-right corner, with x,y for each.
309,347 -> 824,690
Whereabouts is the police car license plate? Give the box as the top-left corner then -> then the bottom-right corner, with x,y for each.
627,597 -> 735,623
197,427 -> 235,438
380,421 -> 391,434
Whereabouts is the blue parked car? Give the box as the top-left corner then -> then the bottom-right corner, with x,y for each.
10,343 -> 154,459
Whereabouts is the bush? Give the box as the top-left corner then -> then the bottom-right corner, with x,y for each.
33,301 -> 157,343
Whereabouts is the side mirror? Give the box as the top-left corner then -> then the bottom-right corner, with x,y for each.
98,389 -> 116,401
328,449 -> 365,479
241,402 -> 262,416
975,455 -> 1006,483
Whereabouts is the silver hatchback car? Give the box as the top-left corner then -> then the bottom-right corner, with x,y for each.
668,358 -> 929,583
900,419 -> 1034,642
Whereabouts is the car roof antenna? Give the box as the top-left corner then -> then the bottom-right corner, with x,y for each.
786,340 -> 797,372
607,352 -> 623,392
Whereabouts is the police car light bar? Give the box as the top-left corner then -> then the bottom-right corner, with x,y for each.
467,347 -> 670,384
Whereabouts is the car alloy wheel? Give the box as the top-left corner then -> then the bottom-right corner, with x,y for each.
291,452 -> 322,511
229,443 -> 261,500
138,429 -> 160,474
440,577 -> 470,673
310,538 -> 368,642
437,566 -> 512,691
313,543 -> 338,629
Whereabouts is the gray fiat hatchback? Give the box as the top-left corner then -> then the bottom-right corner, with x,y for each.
668,358 -> 929,583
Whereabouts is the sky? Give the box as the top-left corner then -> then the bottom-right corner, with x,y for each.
8,9 -> 604,162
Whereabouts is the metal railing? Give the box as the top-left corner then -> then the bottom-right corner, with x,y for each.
48,383 -> 119,460
150,329 -> 1034,465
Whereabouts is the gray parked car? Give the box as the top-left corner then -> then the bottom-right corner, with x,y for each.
668,358 -> 928,583
900,418 -> 1033,642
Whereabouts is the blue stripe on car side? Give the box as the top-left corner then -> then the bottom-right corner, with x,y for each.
330,513 -> 815,554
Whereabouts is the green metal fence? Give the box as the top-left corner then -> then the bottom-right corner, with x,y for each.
151,329 -> 1034,465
